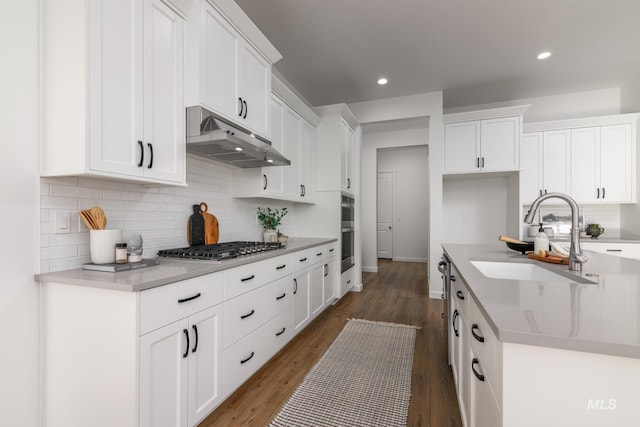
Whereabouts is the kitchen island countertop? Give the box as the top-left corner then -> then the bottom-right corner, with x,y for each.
36,237 -> 337,292
443,243 -> 640,359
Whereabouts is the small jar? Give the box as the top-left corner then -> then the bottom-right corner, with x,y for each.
115,243 -> 128,264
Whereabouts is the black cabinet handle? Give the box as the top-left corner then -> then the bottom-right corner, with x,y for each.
606,249 -> 622,252
276,292 -> 286,300
324,264 -> 328,277
316,252 -> 323,257
182,329 -> 189,358
240,352 -> 254,364
178,293 -> 201,304
347,280 -> 351,284
276,264 -> 286,270
241,274 -> 255,282
471,358 -> 485,382
539,189 -> 543,196
456,290 -> 465,300
481,157 -> 485,168
293,278 -> 298,294
450,275 -> 456,282
137,141 -> 144,167
452,309 -> 459,337
243,100 -> 247,119
276,327 -> 286,336
299,257 -> 307,262
263,174 -> 267,190
602,187 -> 605,199
192,325 -> 198,353
471,323 -> 485,343
476,157 -> 480,168
329,248 -> 335,252
240,309 -> 255,319
147,143 -> 153,168
347,178 -> 351,189
238,97 -> 244,117
597,188 -> 600,199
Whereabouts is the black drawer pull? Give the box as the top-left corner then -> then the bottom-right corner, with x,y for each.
276,327 -> 286,336
240,309 -> 255,319
471,323 -> 485,343
137,140 -> 144,167
329,248 -> 335,252
178,293 -> 201,304
456,290 -> 465,300
316,252 -> 323,257
182,329 -> 189,358
240,352 -> 255,364
299,257 -> 307,262
192,325 -> 198,353
276,293 -> 286,300
471,358 -> 485,382
147,143 -> 153,168
241,274 -> 255,282
452,309 -> 459,337
276,264 -> 286,270
606,249 -> 622,252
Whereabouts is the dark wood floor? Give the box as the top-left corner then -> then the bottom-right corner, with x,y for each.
199,260 -> 462,426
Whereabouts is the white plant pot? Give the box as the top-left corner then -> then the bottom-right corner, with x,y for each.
90,229 -> 123,264
262,229 -> 278,242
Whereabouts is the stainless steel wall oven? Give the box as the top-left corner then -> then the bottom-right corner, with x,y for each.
341,193 -> 355,272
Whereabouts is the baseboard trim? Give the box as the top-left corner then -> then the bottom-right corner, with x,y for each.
361,266 -> 378,273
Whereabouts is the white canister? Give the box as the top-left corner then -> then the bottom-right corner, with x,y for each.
90,229 -> 123,264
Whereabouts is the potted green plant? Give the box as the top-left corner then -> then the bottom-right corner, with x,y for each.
257,207 -> 288,242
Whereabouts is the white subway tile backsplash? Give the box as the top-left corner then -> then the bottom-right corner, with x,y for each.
40,157 -> 298,272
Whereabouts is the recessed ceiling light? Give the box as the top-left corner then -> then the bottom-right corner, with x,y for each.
234,147 -> 243,151
537,51 -> 552,60
377,77 -> 388,85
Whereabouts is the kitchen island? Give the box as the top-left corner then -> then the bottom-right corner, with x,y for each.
443,243 -> 640,427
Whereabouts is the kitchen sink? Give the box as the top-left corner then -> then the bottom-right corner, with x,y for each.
470,260 -> 593,284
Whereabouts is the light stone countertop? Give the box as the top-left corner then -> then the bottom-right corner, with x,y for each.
36,237 -> 337,292
443,243 -> 640,359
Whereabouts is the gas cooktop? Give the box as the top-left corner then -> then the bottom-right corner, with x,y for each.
157,241 -> 284,261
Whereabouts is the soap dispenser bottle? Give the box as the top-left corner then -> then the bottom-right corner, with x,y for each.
534,223 -> 549,256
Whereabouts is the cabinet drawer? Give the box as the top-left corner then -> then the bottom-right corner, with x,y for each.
223,275 -> 292,348
139,272 -> 224,335
223,252 -> 294,300
293,248 -> 315,269
582,242 -> 640,259
450,268 -> 469,321
309,243 -> 336,263
468,296 -> 502,405
222,308 -> 293,397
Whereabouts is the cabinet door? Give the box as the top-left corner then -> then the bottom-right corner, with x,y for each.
445,121 -> 480,173
293,271 -> 310,332
323,259 -> 336,305
520,132 -> 543,203
299,119 -> 315,202
310,263 -> 324,318
570,127 -> 600,203
188,305 -> 223,427
600,124 -> 633,203
469,347 -> 502,427
201,6 -> 240,121
88,0 -> 140,177
140,319 -> 189,427
341,121 -> 355,192
239,43 -> 271,138
142,0 -> 185,183
262,95 -> 285,195
480,116 -> 519,172
542,129 -> 571,196
283,108 -> 301,199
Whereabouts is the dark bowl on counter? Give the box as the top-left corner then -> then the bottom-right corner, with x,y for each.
505,241 -> 534,254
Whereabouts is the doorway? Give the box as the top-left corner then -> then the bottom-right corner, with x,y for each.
377,171 -> 394,259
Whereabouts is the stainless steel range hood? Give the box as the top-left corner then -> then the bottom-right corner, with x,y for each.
186,106 -> 290,168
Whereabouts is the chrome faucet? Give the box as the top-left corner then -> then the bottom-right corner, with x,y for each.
524,192 -> 588,271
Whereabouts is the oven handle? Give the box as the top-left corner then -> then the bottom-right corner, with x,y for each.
341,227 -> 354,232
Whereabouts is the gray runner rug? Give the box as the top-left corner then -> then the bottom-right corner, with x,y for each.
269,318 -> 418,427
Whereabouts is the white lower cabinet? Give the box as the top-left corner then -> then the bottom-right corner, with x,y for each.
469,346 -> 502,427
140,304 -> 223,427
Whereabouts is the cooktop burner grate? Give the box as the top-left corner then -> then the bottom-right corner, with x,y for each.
157,241 -> 284,261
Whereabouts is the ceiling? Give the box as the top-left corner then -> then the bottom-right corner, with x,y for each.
234,0 -> 640,109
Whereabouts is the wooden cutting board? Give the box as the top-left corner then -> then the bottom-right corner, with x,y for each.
200,202 -> 219,245
527,253 -> 569,265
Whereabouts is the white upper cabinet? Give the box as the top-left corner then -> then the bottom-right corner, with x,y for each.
444,106 -> 529,175
524,113 -> 638,205
342,122 -> 356,193
185,0 -> 281,140
571,124 -> 635,203
40,0 -> 186,185
520,130 -> 571,205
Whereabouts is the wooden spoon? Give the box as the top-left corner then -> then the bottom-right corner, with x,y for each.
498,235 -> 527,244
90,206 -> 107,230
79,210 -> 98,230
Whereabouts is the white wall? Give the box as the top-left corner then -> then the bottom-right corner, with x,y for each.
40,156 -> 299,272
349,92 -> 444,299
368,139 -> 429,268
0,2 -> 40,426
445,88 -> 621,123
